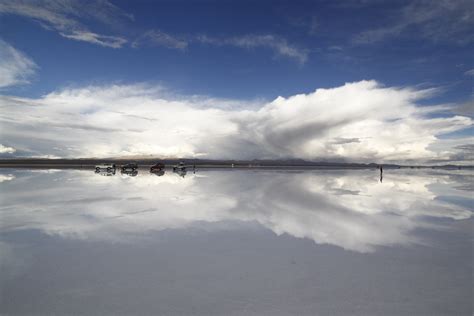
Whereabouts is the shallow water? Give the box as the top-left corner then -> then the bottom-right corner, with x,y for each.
0,168 -> 472,315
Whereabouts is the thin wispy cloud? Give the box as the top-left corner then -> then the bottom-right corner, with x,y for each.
286,14 -> 319,36
132,30 -> 308,63
132,29 -> 188,50
0,80 -> 471,163
452,99 -> 474,118
196,34 -> 309,64
353,0 -> 474,44
0,40 -> 37,88
464,69 -> 474,76
0,0 -> 131,48
60,31 -> 127,48
0,1 -> 309,63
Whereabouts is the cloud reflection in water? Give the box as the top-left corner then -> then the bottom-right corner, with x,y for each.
0,169 -> 471,253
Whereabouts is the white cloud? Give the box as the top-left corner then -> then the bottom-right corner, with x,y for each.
0,144 -> 16,154
427,137 -> 474,164
0,40 -> 37,88
131,31 -> 307,63
0,80 -> 471,163
354,0 -> 474,44
464,69 -> 474,76
132,29 -> 188,50
0,0 -> 130,47
196,34 -> 308,64
0,173 -> 15,182
60,31 -> 127,48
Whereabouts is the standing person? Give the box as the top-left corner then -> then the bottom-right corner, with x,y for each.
379,165 -> 383,183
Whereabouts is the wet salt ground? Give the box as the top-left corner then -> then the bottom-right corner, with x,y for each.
0,169 -> 472,315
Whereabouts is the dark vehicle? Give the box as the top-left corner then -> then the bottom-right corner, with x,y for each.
121,169 -> 138,177
150,162 -> 165,173
151,169 -> 165,176
173,168 -> 187,178
121,163 -> 138,172
172,161 -> 186,172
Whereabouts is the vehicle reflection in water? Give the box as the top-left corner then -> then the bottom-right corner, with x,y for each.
150,162 -> 165,176
173,168 -> 187,178
150,169 -> 165,176
150,162 -> 165,173
172,161 -> 187,176
95,169 -> 116,176
121,169 -> 138,177
120,162 -> 139,177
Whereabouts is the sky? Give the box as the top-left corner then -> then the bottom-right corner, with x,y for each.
0,0 -> 472,164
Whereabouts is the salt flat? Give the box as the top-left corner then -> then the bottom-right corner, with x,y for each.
0,169 -> 472,315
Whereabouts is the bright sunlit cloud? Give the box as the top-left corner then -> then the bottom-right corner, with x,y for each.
0,80 -> 471,163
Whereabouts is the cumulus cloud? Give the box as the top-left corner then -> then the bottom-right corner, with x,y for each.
0,169 -> 471,252
0,144 -> 16,154
0,173 -> 15,182
354,0 -> 474,44
0,80 -> 471,163
427,137 -> 474,164
0,0 -> 130,48
0,40 -> 37,88
196,34 -> 308,64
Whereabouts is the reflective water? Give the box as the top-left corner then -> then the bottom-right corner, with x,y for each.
0,168 -> 472,315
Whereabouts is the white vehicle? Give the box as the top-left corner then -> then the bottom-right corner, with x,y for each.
95,163 -> 116,173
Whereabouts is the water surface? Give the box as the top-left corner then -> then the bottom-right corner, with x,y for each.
0,168 -> 472,315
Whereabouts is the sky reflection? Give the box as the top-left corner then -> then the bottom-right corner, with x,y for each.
0,168 -> 471,253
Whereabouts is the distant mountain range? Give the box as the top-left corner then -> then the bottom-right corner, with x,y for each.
0,158 -> 471,169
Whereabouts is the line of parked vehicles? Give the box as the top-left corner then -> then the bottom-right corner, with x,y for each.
94,161 -> 189,177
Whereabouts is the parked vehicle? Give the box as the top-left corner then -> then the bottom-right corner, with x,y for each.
172,161 -> 186,171
173,168 -> 186,178
95,169 -> 116,176
121,162 -> 138,172
95,163 -> 116,173
150,162 -> 165,173
121,169 -> 138,177
151,169 -> 165,176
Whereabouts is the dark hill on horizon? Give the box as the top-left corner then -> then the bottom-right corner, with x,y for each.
0,158 -> 471,169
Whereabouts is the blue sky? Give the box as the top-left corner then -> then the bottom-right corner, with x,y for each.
0,0 -> 473,163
